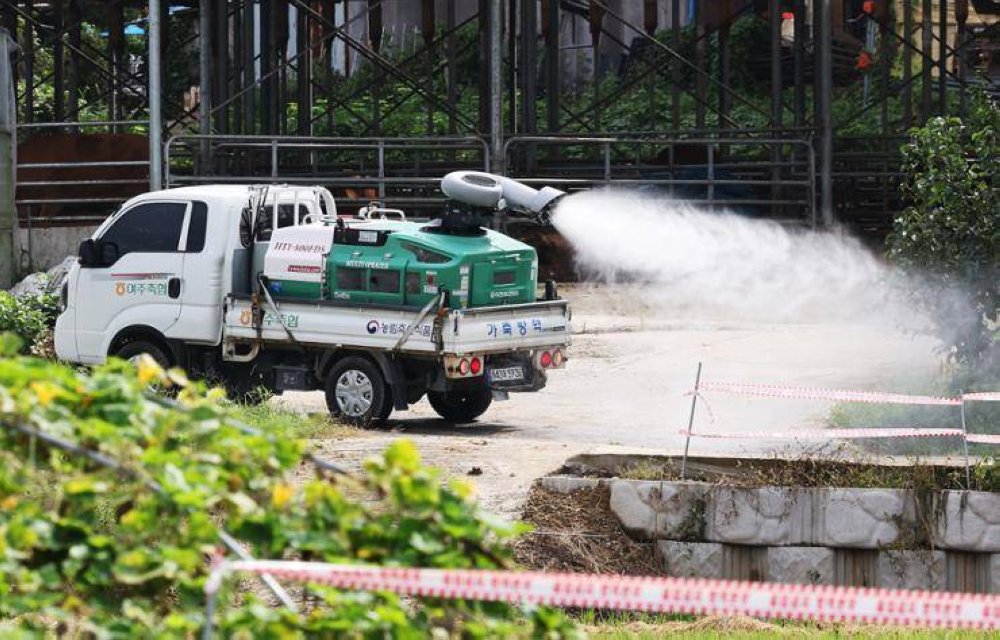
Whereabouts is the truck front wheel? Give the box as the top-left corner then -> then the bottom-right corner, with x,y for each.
325,356 -> 387,427
114,340 -> 171,368
427,388 -> 493,424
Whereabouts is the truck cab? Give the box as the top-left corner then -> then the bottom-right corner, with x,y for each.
55,174 -> 571,426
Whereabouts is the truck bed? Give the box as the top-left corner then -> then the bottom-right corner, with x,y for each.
223,295 -> 571,356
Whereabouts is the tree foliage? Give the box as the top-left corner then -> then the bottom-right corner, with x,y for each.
0,346 -> 576,637
887,91 -> 999,374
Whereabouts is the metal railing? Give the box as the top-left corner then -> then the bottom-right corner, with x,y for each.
165,135 -> 491,216
831,136 -> 908,231
12,129 -> 883,235
504,135 -> 818,226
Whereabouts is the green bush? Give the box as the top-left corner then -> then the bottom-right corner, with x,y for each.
0,346 -> 576,637
0,293 -> 59,353
888,91 -> 999,378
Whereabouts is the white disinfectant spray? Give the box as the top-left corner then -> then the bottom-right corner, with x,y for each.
551,189 -> 926,328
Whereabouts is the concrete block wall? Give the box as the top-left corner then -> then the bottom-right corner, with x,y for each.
538,476 -> 1000,593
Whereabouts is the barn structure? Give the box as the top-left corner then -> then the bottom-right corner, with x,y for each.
0,0 -> 997,282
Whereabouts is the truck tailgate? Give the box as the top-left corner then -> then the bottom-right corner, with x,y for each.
443,300 -> 571,354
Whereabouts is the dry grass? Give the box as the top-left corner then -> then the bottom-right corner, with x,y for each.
514,484 -> 661,575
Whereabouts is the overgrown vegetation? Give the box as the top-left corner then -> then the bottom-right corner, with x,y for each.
0,340 -> 576,637
606,450 -> 999,493
228,397 -> 362,441
587,619 -> 994,639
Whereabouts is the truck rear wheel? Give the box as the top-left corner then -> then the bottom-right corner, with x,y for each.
325,356 -> 387,427
427,388 -> 493,424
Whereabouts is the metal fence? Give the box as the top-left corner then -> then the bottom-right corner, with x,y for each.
504,134 -> 818,226
11,130 -> 828,228
165,134 -> 491,216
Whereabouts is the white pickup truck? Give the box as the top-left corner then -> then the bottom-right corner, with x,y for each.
54,173 -> 571,425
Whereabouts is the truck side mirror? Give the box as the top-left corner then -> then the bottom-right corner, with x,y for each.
78,239 -> 120,268
99,241 -> 120,266
78,239 -> 98,268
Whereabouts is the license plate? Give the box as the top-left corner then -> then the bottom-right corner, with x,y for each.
490,366 -> 524,382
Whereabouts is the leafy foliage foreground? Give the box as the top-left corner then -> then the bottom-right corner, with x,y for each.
0,342 -> 575,637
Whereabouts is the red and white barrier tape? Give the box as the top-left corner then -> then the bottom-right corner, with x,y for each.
699,381 -> 963,406
678,428 -> 966,440
964,392 -> 1000,403
966,434 -> 1000,445
205,560 -> 1000,629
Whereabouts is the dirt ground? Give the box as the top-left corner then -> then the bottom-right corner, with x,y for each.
280,283 -> 944,519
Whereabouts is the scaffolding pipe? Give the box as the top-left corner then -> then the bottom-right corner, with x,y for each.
149,0 -> 162,190
817,0 -> 833,226
490,0 -> 502,173
199,0 -> 212,171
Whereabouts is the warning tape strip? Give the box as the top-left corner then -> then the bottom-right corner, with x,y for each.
205,561 -> 1000,629
678,428 -> 966,440
964,392 -> 1000,402
699,381 -> 963,406
966,434 -> 1000,445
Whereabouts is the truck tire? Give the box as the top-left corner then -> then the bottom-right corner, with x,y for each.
114,340 -> 171,368
378,384 -> 393,421
427,388 -> 493,424
325,356 -> 387,427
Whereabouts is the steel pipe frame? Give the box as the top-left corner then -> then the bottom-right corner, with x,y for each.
10,1 -> 148,108
8,0 -> 989,232
149,0 -> 162,189
289,0 -> 478,132
489,0 -> 502,171
163,133 -> 491,190
11,1 -> 987,136
816,0 -> 833,227
189,2 -> 478,140
830,8 -> 990,135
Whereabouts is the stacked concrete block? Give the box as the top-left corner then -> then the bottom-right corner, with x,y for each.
577,477 -> 1000,593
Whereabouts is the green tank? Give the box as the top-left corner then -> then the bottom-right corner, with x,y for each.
262,219 -> 538,308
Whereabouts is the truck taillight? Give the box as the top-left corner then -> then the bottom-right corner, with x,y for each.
535,348 -> 567,370
551,349 -> 564,367
444,354 -> 484,379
